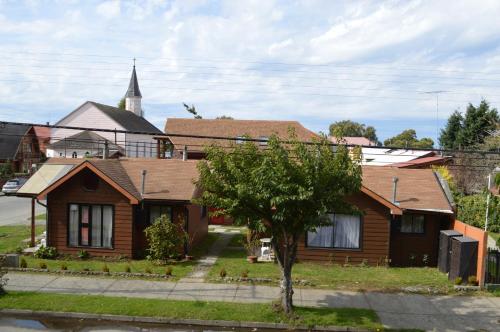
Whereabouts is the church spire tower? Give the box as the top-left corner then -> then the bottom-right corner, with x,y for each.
125,59 -> 143,117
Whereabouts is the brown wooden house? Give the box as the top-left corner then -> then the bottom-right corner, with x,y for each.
0,123 -> 43,174
35,158 -> 207,258
298,166 -> 455,267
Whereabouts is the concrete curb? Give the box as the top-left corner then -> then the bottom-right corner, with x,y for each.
0,308 -> 374,332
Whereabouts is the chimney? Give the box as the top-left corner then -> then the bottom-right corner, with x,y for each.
392,177 -> 399,205
141,170 -> 147,198
103,141 -> 109,160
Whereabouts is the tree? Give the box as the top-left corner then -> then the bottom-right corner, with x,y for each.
183,103 -> 202,119
439,100 -> 499,149
216,115 -> 234,120
118,98 -> 126,110
328,120 -> 378,143
439,111 -> 463,149
196,131 -> 362,313
383,129 -> 434,149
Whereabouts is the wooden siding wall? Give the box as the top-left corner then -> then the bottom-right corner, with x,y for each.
390,213 -> 451,266
47,169 -> 133,257
297,192 -> 391,265
187,204 -> 208,249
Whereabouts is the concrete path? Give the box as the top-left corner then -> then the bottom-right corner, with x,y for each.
4,272 -> 500,331
179,231 -> 236,283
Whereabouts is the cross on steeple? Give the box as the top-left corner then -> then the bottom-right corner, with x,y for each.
133,57 -> 136,67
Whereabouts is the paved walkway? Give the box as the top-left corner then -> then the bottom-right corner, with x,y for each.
4,272 -> 500,331
179,231 -> 236,283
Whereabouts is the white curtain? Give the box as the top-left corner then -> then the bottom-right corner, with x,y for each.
91,206 -> 102,247
307,214 -> 334,247
102,206 -> 113,248
69,204 -> 79,246
333,214 -> 360,249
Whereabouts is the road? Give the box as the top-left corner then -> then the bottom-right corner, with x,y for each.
0,195 -> 46,226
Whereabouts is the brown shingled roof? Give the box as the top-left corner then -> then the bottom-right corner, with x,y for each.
164,118 -> 320,152
362,166 -> 453,213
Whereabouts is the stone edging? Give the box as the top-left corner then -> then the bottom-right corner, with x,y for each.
218,276 -> 313,286
0,308 -> 372,332
2,267 -> 173,279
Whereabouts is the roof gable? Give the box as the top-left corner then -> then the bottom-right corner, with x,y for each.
0,124 -> 32,160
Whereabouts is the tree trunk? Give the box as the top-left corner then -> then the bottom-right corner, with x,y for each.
272,233 -> 298,315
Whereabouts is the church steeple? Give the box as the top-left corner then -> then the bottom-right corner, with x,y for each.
125,60 -> 143,117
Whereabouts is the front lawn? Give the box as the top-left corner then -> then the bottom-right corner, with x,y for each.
0,291 -> 382,329
207,248 -> 453,292
0,225 -> 45,254
21,232 -> 220,280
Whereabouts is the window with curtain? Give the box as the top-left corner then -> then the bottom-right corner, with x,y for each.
400,214 -> 425,234
149,205 -> 172,224
68,204 -> 113,248
307,214 -> 361,249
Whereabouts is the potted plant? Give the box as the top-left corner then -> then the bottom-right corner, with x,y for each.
244,237 -> 260,263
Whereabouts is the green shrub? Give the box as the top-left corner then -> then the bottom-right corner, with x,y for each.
467,275 -> 478,286
422,254 -> 430,266
15,247 -> 24,255
124,265 -> 131,273
165,266 -> 173,276
34,246 -> 58,259
145,267 -> 152,274
454,277 -> 463,285
77,250 -> 90,259
144,215 -> 188,261
457,193 -> 500,232
0,256 -> 7,295
19,257 -> 27,268
219,268 -> 227,278
38,262 -> 47,270
102,264 -> 109,273
60,263 -> 68,271
241,269 -> 249,278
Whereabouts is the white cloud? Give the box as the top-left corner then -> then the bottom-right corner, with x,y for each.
96,0 -> 121,19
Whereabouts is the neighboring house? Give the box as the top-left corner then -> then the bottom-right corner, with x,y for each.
49,66 -> 163,158
388,155 -> 451,168
47,130 -> 125,159
360,148 -> 446,167
20,158 -> 207,258
329,136 -> 377,146
0,123 -> 42,173
33,126 -> 51,156
299,166 -> 454,267
158,118 -> 320,159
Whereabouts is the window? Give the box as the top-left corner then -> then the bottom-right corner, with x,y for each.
68,204 -> 113,248
400,214 -> 424,234
149,205 -> 172,224
71,152 -> 77,158
307,214 -> 361,249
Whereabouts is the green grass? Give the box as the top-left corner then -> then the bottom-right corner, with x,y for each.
23,256 -> 196,280
228,232 -> 246,247
0,225 -> 45,254
35,213 -> 46,220
23,232 -> 220,280
208,248 -> 453,292
0,292 -> 381,329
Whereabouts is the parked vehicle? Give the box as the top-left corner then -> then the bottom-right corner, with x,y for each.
2,178 -> 27,195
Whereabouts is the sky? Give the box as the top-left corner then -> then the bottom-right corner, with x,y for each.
1,0 -> 500,144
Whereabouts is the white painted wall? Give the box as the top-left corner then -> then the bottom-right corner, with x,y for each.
125,133 -> 157,158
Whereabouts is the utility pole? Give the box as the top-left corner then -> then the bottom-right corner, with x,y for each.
422,91 -> 448,147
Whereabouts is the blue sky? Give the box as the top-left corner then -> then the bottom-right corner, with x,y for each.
1,0 -> 500,144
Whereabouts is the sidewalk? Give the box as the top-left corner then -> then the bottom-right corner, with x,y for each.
4,272 -> 500,331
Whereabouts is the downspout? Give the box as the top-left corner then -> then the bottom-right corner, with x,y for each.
141,170 -> 147,210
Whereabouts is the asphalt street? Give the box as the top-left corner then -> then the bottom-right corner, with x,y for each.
0,195 -> 46,226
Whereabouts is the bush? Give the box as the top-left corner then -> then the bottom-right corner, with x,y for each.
219,268 -> 227,278
38,262 -> 47,270
34,246 -> 58,259
15,247 -> 24,255
0,256 -> 7,295
124,265 -> 131,273
77,250 -> 90,259
165,266 -> 173,276
145,267 -> 152,274
102,264 -> 109,273
467,275 -> 478,286
422,254 -> 430,266
19,257 -> 27,268
454,277 -> 463,285
241,269 -> 249,278
60,263 -> 68,271
457,193 -> 500,232
144,215 -> 188,262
